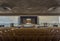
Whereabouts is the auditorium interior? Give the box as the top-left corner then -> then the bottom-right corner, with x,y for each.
0,16 -> 60,41
0,0 -> 60,41
0,16 -> 60,28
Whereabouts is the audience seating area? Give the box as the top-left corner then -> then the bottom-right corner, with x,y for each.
0,27 -> 60,41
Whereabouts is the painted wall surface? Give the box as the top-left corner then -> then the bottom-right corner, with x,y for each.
0,16 -> 19,27
38,16 -> 59,26
0,16 -> 19,23
39,16 -> 59,23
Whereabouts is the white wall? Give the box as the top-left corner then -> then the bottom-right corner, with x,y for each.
0,16 -> 19,23
38,16 -> 59,24
38,16 -> 59,26
0,16 -> 20,27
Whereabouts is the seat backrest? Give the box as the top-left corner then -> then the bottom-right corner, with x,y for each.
0,28 -> 60,41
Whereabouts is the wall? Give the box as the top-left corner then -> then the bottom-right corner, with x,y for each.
0,16 -> 20,27
38,16 -> 59,26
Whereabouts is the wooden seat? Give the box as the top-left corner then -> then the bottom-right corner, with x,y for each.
0,27 -> 60,41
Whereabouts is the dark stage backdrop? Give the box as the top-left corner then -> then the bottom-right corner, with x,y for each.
20,16 -> 37,24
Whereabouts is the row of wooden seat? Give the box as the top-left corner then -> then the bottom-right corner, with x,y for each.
0,27 -> 59,41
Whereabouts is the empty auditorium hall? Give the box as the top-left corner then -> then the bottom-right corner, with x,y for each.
0,0 -> 60,41
0,16 -> 59,41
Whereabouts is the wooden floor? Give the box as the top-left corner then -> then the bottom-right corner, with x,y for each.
0,27 -> 60,41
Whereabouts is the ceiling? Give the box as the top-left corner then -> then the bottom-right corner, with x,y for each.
0,0 -> 59,15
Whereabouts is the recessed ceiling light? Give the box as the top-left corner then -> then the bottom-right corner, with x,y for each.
48,7 -> 55,11
27,8 -> 32,9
